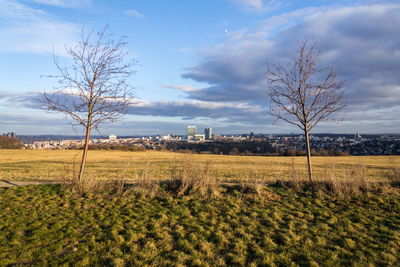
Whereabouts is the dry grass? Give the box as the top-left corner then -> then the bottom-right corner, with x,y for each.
276,159 -> 398,197
1,150 -> 398,182
1,149 -> 400,198
386,157 -> 400,187
125,163 -> 160,198
168,155 -> 220,198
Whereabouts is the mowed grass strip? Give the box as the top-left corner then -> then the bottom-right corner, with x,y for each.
0,185 -> 399,266
0,150 -> 398,182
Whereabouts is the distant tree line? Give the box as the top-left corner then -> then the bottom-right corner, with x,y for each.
0,136 -> 24,149
65,144 -> 147,151
88,144 -> 146,151
62,140 -> 349,156
283,149 -> 348,157
166,141 -> 348,156
167,141 -> 274,155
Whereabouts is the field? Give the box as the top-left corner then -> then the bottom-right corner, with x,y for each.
1,149 -> 399,183
1,150 -> 400,266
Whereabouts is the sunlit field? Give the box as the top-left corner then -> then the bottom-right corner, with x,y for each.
0,149 -> 399,183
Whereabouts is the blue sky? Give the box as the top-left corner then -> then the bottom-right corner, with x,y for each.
1,0 -> 400,135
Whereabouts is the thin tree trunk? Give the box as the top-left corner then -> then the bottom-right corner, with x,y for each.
78,125 -> 91,182
304,129 -> 313,182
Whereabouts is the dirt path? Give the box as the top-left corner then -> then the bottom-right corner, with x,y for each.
0,180 -> 60,188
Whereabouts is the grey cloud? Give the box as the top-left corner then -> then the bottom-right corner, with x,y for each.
129,101 -> 270,124
181,4 -> 400,130
0,91 -> 12,99
1,91 -> 272,127
115,119 -> 279,135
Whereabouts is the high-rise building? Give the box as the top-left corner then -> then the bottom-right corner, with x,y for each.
249,132 -> 255,139
4,132 -> 16,138
204,128 -> 212,140
187,126 -> 197,139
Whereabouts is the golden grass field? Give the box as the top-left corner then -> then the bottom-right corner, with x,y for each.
1,149 -> 399,183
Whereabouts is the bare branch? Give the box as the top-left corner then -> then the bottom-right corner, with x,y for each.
40,26 -> 137,182
42,26 -> 137,133
267,41 -> 345,182
267,41 -> 345,132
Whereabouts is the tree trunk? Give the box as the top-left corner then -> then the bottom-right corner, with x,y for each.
304,129 -> 313,182
78,125 -> 91,182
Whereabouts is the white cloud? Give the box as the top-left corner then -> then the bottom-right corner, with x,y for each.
162,85 -> 201,92
124,9 -> 144,18
25,0 -> 91,8
230,0 -> 283,12
233,0 -> 264,9
0,0 -> 80,55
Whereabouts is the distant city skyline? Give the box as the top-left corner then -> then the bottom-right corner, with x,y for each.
1,0 -> 400,135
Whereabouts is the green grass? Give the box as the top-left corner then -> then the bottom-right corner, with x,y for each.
1,185 -> 399,266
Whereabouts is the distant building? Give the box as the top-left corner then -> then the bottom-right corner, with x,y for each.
355,132 -> 362,140
204,128 -> 212,140
194,134 -> 205,141
3,132 -> 16,138
249,132 -> 255,139
161,135 -> 171,141
109,134 -> 117,141
187,126 -> 197,140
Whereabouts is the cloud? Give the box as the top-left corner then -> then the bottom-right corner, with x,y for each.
123,9 -> 144,18
3,2 -> 400,134
0,90 -> 273,134
0,0 -> 80,55
108,118 -> 277,135
0,90 -> 12,99
181,4 -> 400,131
130,100 -> 265,123
0,90 -> 270,126
26,0 -> 91,8
162,85 -> 201,92
230,0 -> 283,12
4,88 -> 400,134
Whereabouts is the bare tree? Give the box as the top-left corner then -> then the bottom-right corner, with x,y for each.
267,41 -> 345,182
42,27 -> 136,183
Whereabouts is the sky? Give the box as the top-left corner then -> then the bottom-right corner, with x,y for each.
0,0 -> 400,136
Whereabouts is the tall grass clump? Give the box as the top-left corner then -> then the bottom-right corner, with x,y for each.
275,159 -> 381,198
320,163 -> 371,197
169,155 -> 220,198
274,157 -> 305,190
386,157 -> 400,187
58,152 -> 129,195
125,163 -> 159,198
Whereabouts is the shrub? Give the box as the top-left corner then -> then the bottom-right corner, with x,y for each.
0,136 -> 23,149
